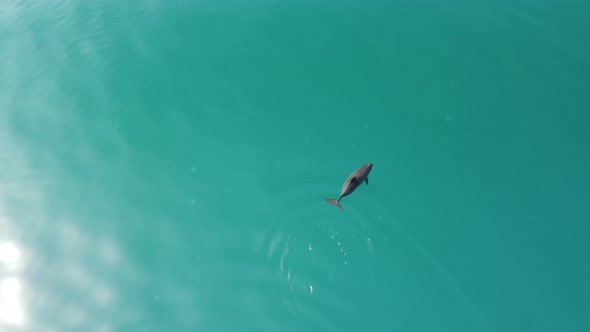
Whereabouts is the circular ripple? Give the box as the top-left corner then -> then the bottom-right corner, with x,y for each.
261,175 -> 382,330
262,171 -> 493,330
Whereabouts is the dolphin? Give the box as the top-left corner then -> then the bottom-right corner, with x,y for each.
326,163 -> 373,210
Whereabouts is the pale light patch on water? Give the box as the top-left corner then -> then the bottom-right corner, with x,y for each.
0,242 -> 21,267
0,164 -> 28,329
0,277 -> 24,327
366,238 -> 374,252
0,131 -> 140,332
0,2 -> 21,27
16,218 -> 136,332
95,238 -> 123,267
0,244 -> 25,328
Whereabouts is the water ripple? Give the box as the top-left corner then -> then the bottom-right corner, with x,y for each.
260,166 -> 495,330
261,173 -> 378,329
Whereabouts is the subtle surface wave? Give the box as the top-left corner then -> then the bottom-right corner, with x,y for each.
262,174 -> 495,331
2,0 -> 589,331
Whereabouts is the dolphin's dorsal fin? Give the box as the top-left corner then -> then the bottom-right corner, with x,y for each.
349,177 -> 357,184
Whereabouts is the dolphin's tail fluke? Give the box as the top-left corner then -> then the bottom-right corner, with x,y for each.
325,198 -> 343,210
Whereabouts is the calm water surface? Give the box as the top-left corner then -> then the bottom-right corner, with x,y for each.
1,1 -> 589,331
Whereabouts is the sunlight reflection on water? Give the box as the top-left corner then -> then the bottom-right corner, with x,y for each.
0,129 -> 136,332
0,277 -> 24,327
0,217 -> 137,332
0,241 -> 24,327
0,242 -> 21,267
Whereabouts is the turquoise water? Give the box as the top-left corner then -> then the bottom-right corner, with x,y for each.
1,1 -> 589,331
